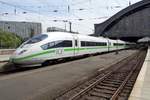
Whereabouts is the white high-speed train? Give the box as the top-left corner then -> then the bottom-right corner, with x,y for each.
9,32 -> 132,66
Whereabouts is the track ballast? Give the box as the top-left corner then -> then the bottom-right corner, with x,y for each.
55,49 -> 146,100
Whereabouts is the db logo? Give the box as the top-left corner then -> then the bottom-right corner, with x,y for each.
56,49 -> 63,54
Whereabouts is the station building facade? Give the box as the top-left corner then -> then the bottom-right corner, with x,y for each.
0,21 -> 42,40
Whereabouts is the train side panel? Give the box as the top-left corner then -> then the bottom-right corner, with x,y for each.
77,35 -> 108,55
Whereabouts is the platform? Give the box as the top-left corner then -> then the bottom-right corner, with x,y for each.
0,54 -> 11,70
0,50 -> 136,100
0,55 -> 11,62
129,47 -> 150,100
0,49 -> 14,69
0,49 -> 14,62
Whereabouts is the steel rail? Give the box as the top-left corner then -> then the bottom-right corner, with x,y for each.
68,52 -> 140,100
110,51 -> 144,100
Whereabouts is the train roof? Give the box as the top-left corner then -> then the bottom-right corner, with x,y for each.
43,32 -> 108,41
41,32 -> 126,44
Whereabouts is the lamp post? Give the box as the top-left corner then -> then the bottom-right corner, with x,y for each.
69,21 -> 72,32
54,20 -> 72,32
63,20 -> 67,31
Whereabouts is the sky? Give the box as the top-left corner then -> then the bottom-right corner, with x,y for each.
0,0 -> 142,35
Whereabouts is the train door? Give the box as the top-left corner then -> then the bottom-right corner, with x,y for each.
107,39 -> 110,52
74,36 -> 79,56
55,41 -> 63,58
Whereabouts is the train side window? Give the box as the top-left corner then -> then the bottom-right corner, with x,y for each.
48,42 -> 55,48
81,41 -> 96,46
55,40 -> 72,48
41,42 -> 55,50
63,40 -> 72,47
114,43 -> 124,46
98,42 -> 107,46
26,34 -> 48,44
41,40 -> 72,50
81,41 -> 107,47
41,43 -> 48,50
81,41 -> 86,46
54,41 -> 63,47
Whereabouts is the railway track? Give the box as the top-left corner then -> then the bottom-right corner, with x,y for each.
55,50 -> 146,100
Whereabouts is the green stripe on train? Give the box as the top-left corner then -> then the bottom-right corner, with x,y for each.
13,49 -> 55,61
13,46 -> 125,62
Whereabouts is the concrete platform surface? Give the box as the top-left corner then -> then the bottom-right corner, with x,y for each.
0,49 -> 15,55
0,55 -> 11,70
129,47 -> 150,100
0,55 -> 11,62
0,50 -> 136,100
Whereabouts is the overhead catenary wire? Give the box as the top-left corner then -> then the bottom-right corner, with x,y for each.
0,0 -> 135,34
0,0 -> 40,14
0,0 -> 125,17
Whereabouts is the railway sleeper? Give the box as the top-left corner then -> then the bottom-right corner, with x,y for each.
123,86 -> 133,90
117,96 -> 128,100
92,88 -> 115,95
104,79 -> 123,83
119,92 -> 130,97
103,80 -> 122,85
95,87 -> 116,92
126,80 -> 135,84
96,85 -> 117,91
124,84 -> 133,87
101,81 -> 121,86
83,95 -> 107,100
121,91 -> 131,96
107,77 -> 126,81
109,74 -> 128,78
121,88 -> 131,93
88,91 -> 111,99
100,82 -> 120,88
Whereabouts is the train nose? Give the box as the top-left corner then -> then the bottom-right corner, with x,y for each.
17,50 -> 27,55
9,52 -> 17,63
9,55 -> 16,63
9,49 -> 27,63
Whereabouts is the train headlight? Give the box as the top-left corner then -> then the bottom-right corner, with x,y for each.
18,50 -> 27,55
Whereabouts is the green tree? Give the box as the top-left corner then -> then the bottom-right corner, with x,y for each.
0,29 -> 23,49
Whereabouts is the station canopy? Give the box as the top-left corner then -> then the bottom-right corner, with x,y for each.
94,0 -> 150,42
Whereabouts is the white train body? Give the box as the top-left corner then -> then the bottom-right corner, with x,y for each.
9,32 -> 129,66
